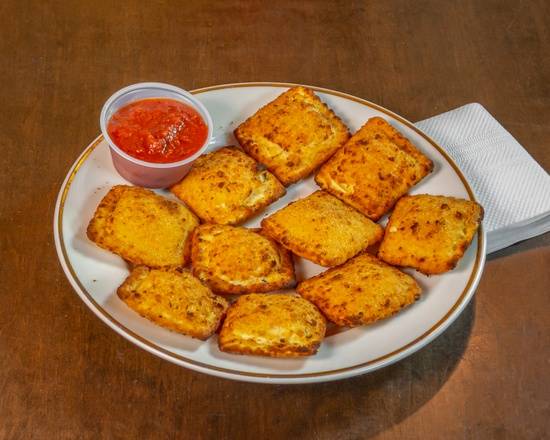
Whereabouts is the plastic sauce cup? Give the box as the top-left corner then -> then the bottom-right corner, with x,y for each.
100,82 -> 213,188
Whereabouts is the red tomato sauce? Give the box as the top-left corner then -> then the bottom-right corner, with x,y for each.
107,98 -> 208,163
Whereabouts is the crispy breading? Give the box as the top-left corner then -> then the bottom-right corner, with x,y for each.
191,224 -> 295,294
315,117 -> 433,220
170,146 -> 285,225
117,266 -> 228,340
87,185 -> 199,267
297,253 -> 421,327
234,86 -> 350,185
218,293 -> 326,357
378,194 -> 483,274
261,191 -> 384,267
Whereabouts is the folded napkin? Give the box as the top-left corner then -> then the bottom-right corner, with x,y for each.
415,103 -> 550,254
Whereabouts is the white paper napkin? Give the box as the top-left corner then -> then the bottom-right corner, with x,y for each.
415,103 -> 550,254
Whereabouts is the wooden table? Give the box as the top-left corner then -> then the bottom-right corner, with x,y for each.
2,1 -> 549,438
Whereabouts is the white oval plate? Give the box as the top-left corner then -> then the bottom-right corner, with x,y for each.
54,83 -> 486,384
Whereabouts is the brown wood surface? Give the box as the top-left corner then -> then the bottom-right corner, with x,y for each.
1,1 -> 549,439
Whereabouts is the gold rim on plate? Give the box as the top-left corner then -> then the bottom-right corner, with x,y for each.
55,82 -> 485,380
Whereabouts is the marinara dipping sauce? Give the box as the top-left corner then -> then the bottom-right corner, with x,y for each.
107,98 -> 208,164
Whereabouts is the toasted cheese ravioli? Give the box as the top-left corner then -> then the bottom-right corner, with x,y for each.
117,266 -> 228,340
87,185 -> 199,267
297,253 -> 421,327
234,86 -> 350,185
218,293 -> 326,357
316,117 -> 433,220
378,195 -> 483,274
170,146 -> 285,225
191,224 -> 295,294
261,191 -> 384,267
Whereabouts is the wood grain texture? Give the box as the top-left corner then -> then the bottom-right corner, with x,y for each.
0,0 -> 549,439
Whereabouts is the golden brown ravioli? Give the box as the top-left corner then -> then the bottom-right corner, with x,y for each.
261,191 -> 383,267
87,185 -> 199,267
117,266 -> 228,340
297,253 -> 421,327
191,224 -> 295,294
218,293 -> 326,357
170,146 -> 285,225
316,117 -> 433,220
378,194 -> 483,274
234,86 -> 350,185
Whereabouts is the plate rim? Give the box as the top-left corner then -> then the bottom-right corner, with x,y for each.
53,82 -> 486,384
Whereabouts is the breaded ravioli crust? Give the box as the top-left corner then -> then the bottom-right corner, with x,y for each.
87,185 -> 199,267
378,195 -> 483,274
117,266 -> 228,340
297,253 -> 421,327
234,86 -> 350,185
316,117 -> 433,220
170,147 -> 285,225
218,294 -> 326,357
191,224 -> 295,294
261,191 -> 383,267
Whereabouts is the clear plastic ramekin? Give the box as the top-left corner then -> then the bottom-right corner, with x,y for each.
100,82 -> 213,188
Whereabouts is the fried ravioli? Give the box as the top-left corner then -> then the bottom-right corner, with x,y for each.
191,224 -> 295,294
170,147 -> 285,225
234,86 -> 350,185
297,253 -> 421,327
87,185 -> 199,267
218,293 -> 326,357
117,266 -> 228,340
316,117 -> 433,220
378,194 -> 483,274
261,191 -> 383,267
